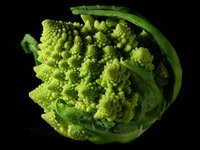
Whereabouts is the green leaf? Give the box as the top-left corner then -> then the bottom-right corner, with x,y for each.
121,60 -> 163,117
70,5 -> 131,13
54,99 -> 146,144
21,33 -> 40,65
54,99 -> 93,125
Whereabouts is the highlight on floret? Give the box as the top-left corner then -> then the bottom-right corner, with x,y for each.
21,5 -> 182,144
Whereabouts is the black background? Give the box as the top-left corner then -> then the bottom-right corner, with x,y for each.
5,0 -> 198,148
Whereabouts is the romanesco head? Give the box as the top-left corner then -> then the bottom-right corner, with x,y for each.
22,7 -> 178,143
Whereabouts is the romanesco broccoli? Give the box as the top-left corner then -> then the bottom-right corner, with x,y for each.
21,5 -> 182,144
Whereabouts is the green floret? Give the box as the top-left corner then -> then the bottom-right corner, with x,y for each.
29,83 -> 57,112
111,20 -> 138,52
130,47 -> 154,71
155,62 -> 169,86
79,58 -> 101,80
65,69 -> 80,84
41,111 -> 69,137
94,20 -> 107,32
62,83 -> 78,103
97,59 -> 131,92
94,31 -> 110,48
76,80 -> 101,102
67,125 -> 89,141
21,6 -> 182,144
85,45 -> 98,59
95,59 -> 138,123
100,46 -> 119,64
80,15 -> 94,34
33,64 -> 53,82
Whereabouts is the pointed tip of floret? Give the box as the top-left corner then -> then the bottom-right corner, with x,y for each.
42,19 -> 53,29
